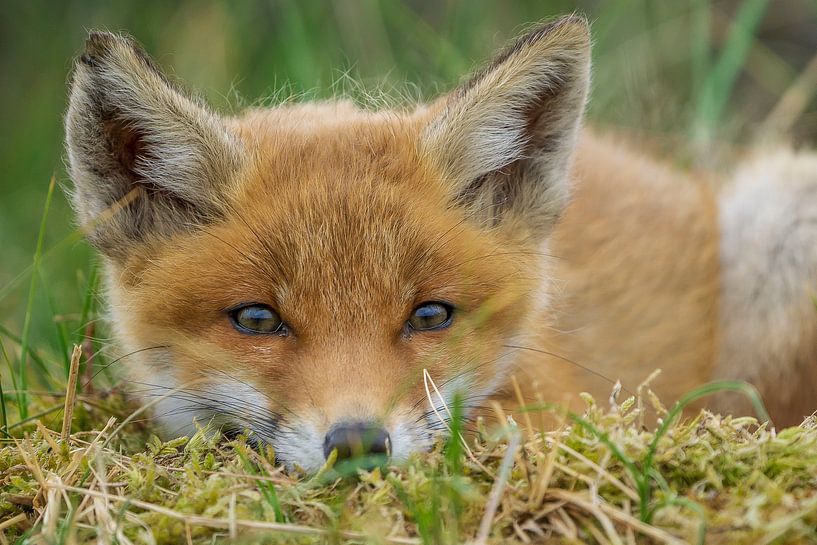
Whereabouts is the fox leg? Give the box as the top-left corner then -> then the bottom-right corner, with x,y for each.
714,150 -> 817,426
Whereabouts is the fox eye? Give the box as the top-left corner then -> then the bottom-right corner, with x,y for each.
408,302 -> 454,331
229,304 -> 285,335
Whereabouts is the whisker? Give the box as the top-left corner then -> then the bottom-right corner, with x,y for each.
502,344 -> 634,397
186,364 -> 301,422
125,380 -> 284,427
83,345 -> 169,389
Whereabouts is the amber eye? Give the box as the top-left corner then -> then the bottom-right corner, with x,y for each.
408,302 -> 454,331
229,304 -> 285,335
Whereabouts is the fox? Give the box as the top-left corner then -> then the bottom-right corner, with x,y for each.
64,16 -> 817,471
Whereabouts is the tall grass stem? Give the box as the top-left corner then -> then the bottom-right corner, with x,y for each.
17,175 -> 56,420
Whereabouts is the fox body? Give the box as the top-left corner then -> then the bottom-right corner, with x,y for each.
65,17 -> 817,471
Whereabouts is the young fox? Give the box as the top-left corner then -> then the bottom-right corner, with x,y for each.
65,16 -> 817,471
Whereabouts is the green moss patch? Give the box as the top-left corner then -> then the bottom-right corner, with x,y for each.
2,388 -> 816,544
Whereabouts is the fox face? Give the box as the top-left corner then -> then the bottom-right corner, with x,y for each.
65,17 -> 590,470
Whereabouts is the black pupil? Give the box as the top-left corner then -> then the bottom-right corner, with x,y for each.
411,303 -> 449,330
236,306 -> 280,333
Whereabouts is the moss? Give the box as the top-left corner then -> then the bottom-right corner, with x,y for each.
1,391 -> 816,544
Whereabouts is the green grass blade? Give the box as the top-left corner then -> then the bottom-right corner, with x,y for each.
385,0 -> 468,80
38,267 -> 71,374
236,446 -> 286,522
692,0 -> 769,146
75,260 -> 99,344
0,336 -> 18,393
74,260 -> 99,385
0,323 -> 55,383
17,175 -> 56,420
0,341 -> 8,435
652,492 -> 707,545
0,227 -> 85,304
0,337 -> 17,437
690,0 -> 711,107
7,402 -> 64,430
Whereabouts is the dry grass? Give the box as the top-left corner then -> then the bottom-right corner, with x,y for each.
2,377 -> 817,545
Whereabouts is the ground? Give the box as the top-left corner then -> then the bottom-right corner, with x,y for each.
3,379 -> 817,544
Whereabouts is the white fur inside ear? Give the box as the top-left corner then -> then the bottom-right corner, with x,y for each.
423,94 -> 531,183
419,17 -> 591,234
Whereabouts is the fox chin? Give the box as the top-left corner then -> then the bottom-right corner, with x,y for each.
65,16 -> 817,472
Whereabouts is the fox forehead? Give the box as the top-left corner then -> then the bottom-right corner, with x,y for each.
231,100 -> 430,175
123,101 -> 535,338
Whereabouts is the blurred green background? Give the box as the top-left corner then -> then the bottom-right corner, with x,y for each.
1,0 -> 816,412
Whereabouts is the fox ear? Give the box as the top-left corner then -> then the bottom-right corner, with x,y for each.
65,31 -> 244,259
421,16 -> 591,236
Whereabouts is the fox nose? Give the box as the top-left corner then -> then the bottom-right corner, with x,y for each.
323,422 -> 391,461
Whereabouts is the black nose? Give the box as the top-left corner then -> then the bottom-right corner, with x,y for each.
323,422 -> 390,461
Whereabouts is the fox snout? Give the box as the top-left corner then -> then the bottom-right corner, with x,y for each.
323,421 -> 391,462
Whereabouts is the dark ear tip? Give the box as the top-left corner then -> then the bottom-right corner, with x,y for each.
85,31 -> 116,56
82,30 -> 137,67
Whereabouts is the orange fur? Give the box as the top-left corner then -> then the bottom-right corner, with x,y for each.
511,131 -> 721,414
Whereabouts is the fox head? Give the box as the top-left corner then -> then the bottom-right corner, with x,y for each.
65,16 -> 590,471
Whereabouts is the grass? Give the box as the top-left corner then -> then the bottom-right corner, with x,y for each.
690,0 -> 770,150
2,1 -> 817,544
2,379 -> 817,544
17,177 -> 56,421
